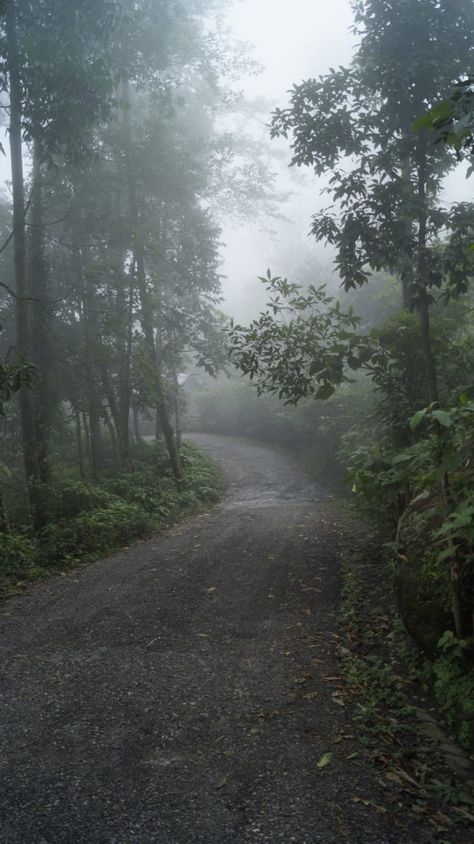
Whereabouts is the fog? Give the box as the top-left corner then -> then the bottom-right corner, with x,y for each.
220,0 -> 355,319
220,0 -> 473,322
1,3 -> 474,834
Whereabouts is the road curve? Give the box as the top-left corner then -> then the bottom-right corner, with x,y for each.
0,434 -> 435,843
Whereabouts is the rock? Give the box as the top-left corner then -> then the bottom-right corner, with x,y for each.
395,490 -> 453,654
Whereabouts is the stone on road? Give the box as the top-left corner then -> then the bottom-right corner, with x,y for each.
0,434 -> 434,843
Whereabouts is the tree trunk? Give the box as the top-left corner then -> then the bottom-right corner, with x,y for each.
400,159 -> 415,311
100,363 -> 121,443
81,256 -> 102,480
112,191 -> 133,471
133,405 -> 141,443
115,269 -> 134,469
73,403 -> 85,480
155,408 -> 161,441
102,404 -> 120,460
29,141 -> 52,489
415,142 -> 439,406
121,77 -> 182,481
82,410 -> 93,476
169,341 -> 182,450
6,3 -> 43,527
0,490 -> 9,533
85,375 -> 102,482
418,289 -> 439,406
416,140 -> 464,637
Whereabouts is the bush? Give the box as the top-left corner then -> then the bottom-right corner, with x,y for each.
0,439 -> 222,580
0,530 -> 38,577
50,479 -> 118,521
426,632 -> 474,749
39,501 -> 151,563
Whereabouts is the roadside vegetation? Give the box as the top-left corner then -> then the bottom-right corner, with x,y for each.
0,438 -> 222,600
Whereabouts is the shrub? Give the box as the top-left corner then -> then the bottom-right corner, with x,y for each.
39,501 -> 151,564
0,530 -> 38,577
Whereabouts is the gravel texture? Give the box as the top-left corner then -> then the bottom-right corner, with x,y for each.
0,434 -> 438,843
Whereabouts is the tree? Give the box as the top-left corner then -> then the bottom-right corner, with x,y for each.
271,0 -> 474,407
2,0 -> 118,524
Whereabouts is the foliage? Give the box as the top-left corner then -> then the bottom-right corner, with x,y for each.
271,0 -> 474,303
0,530 -> 37,577
1,0 -> 120,163
39,500 -> 150,563
0,440 -> 222,596
415,78 -> 474,158
229,272 -> 370,404
340,534 -> 474,831
0,357 -> 34,416
427,632 -> 474,748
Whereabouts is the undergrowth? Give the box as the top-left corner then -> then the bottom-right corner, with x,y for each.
0,439 -> 222,599
339,539 -> 474,841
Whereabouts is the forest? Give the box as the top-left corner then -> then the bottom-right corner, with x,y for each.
1,0 -> 474,839
0,0 -> 271,578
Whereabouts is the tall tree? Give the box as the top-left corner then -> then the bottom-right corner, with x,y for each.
1,0 -> 118,523
272,0 -> 474,406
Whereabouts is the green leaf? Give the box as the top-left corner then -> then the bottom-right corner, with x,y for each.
315,383 -> 335,400
432,409 -> 453,428
409,408 -> 428,429
316,752 -> 333,769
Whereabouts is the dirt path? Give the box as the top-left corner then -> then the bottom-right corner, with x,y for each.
0,435 -> 436,843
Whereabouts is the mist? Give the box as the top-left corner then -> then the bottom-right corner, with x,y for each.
1,2 -> 474,840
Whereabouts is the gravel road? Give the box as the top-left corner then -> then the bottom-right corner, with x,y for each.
0,434 -> 438,843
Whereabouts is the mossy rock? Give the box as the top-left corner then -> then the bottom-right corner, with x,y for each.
395,490 -> 453,654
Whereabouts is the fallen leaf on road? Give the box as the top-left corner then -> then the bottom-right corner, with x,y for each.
333,733 -> 354,743
206,587 -> 217,593
196,633 -> 209,638
303,691 -> 318,701
216,776 -> 228,790
317,752 -> 333,769
295,674 -> 311,684
352,797 -> 387,814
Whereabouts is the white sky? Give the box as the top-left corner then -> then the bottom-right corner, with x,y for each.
221,0 -> 356,318
227,0 -> 355,99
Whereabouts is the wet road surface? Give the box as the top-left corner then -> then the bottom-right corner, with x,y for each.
0,434 -> 437,843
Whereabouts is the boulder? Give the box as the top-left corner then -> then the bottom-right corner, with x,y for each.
395,490 -> 453,653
